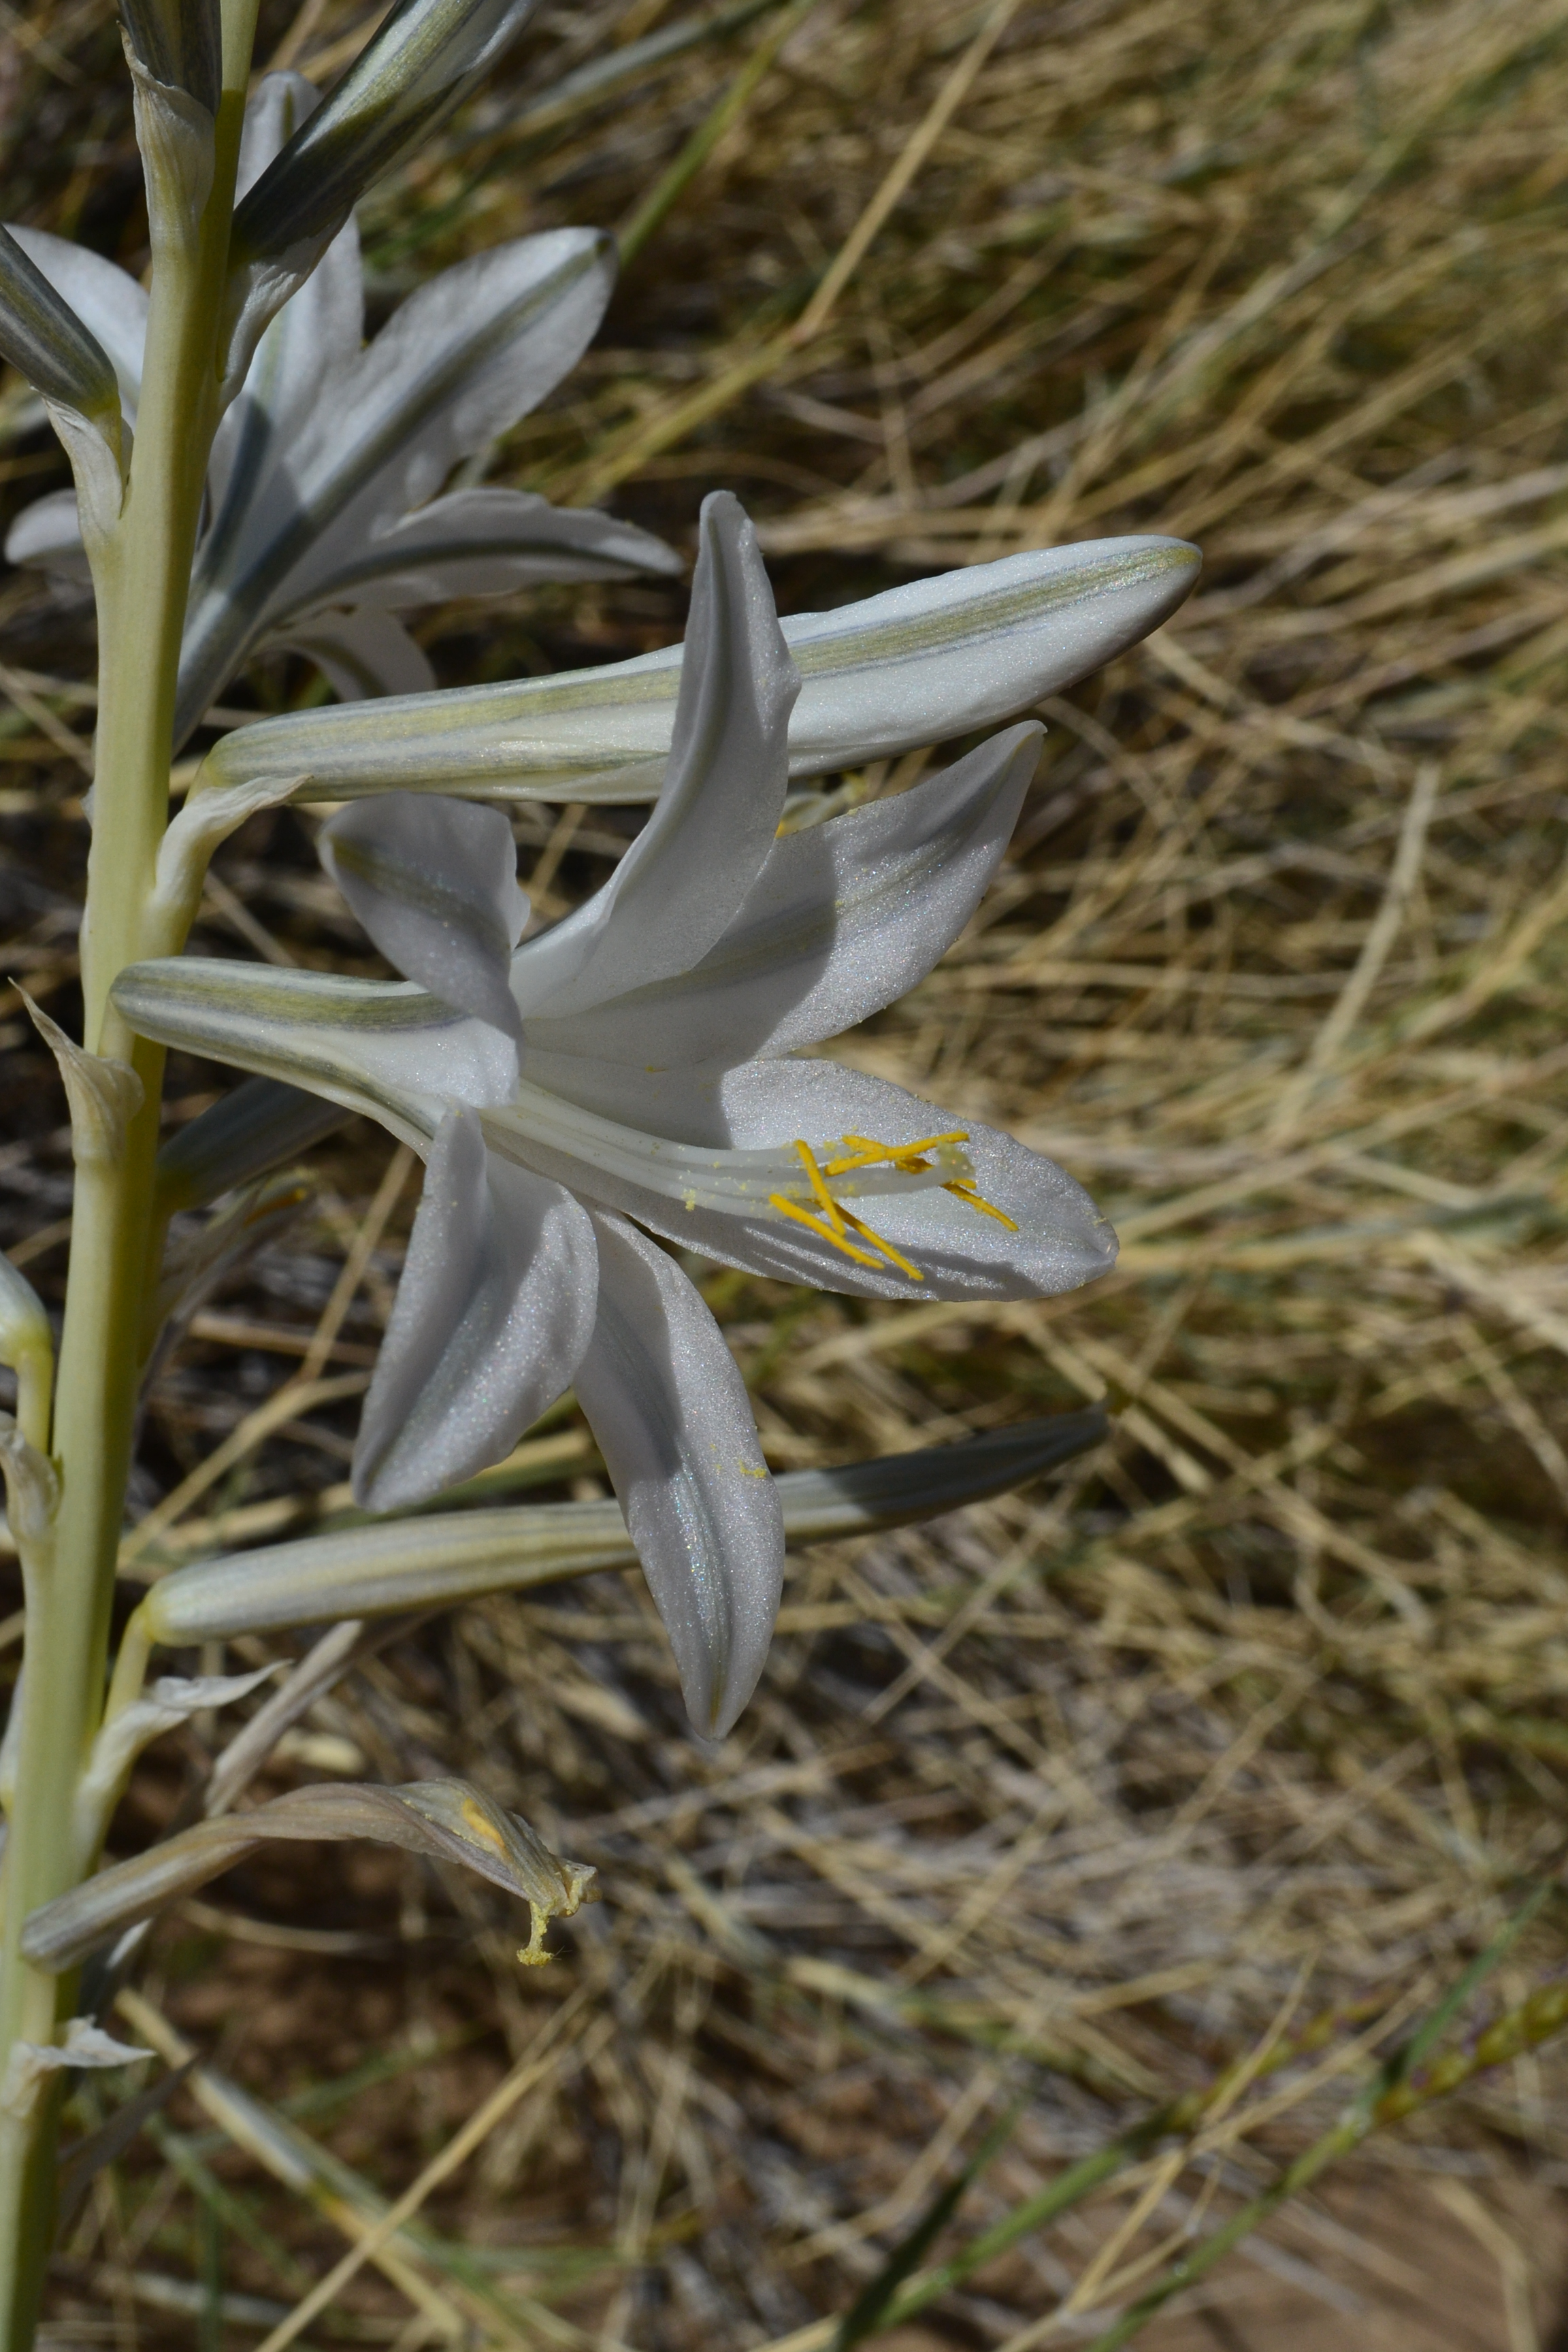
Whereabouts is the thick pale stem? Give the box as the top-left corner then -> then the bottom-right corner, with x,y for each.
0,7 -> 259,2334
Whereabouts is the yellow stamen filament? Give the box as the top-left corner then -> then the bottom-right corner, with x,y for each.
834,1202 -> 924,1281
795,1137 -> 847,1234
767,1132 -> 1016,1275
767,1193 -> 889,1269
943,1177 -> 1019,1230
765,1137 -> 925,1281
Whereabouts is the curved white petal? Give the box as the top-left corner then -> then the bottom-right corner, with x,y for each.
355,1105 -> 597,1511
321,792 -> 526,1037
272,485 -> 682,614
112,957 -> 518,1148
180,229 -> 614,736
574,1209 -> 781,1736
5,224 -> 147,420
4,487 -> 91,581
195,536 -> 1200,804
529,722 -> 1040,1071
512,491 -> 797,1019
499,1057 -> 1115,1302
267,606 -> 436,702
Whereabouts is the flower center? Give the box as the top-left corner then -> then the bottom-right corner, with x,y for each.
767,1132 -> 1017,1282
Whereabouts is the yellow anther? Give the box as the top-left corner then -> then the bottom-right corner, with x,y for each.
943,1177 -> 1019,1231
823,1128 -> 968,1178
772,1137 -> 926,1279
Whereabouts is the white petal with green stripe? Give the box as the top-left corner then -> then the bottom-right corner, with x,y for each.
195,536 -> 1200,804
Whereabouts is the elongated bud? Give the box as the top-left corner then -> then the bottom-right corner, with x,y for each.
138,1414 -> 1108,1643
119,0 -> 219,111
0,1252 -> 53,1453
0,229 -> 120,418
0,227 -> 127,544
223,0 -> 538,387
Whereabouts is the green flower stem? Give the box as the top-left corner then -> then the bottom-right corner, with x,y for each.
0,6 -> 260,2334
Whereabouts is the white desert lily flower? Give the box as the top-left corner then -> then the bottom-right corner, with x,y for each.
117,493 -> 1196,1735
4,69 -> 679,741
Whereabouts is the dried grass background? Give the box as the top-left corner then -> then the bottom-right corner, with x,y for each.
5,0 -> 1568,2342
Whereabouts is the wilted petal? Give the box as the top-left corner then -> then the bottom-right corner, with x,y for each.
509,1057 -> 1116,1302
512,491 -> 797,1019
354,1105 -> 597,1511
574,1210 -> 781,1736
269,606 -> 436,704
322,792 -> 526,1037
4,225 -> 147,419
22,1775 -> 591,1972
195,536 -> 1199,805
531,722 -> 1041,1072
281,485 -> 682,612
112,957 -> 519,1148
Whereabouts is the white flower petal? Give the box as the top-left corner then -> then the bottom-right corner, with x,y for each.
506,1058 -> 1115,1301
512,491 -> 797,1019
355,1105 -> 597,1510
182,229 -> 614,737
529,722 -> 1040,1071
112,958 -> 519,1148
4,486 -> 91,582
322,791 -> 526,1037
195,77 -> 365,636
195,536 -> 1200,804
276,485 -> 683,613
574,1209 -> 781,1736
4,224 -> 147,419
267,606 -> 436,702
